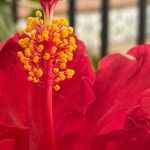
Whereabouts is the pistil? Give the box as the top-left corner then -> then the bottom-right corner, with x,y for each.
17,1 -> 77,149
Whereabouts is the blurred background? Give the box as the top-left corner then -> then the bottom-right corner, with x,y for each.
0,0 -> 150,67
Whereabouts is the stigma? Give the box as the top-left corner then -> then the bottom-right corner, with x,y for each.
17,10 -> 77,91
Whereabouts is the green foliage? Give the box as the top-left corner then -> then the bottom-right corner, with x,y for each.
0,4 -> 15,42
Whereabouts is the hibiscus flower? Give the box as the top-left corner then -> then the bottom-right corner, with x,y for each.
0,0 -> 94,150
0,0 -> 150,150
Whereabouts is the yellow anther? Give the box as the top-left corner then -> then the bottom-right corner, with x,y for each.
24,64 -> 32,71
60,18 -> 68,26
31,30 -> 36,37
51,24 -> 59,32
43,53 -> 50,60
52,19 -> 58,24
37,35 -> 44,42
68,27 -> 74,34
54,84 -> 60,91
33,77 -> 39,83
17,14 -> 77,85
60,63 -> 66,69
36,68 -> 43,77
18,38 -> 30,49
33,68 -> 38,73
67,52 -> 73,61
17,51 -> 23,57
38,44 -> 44,52
73,44 -> 77,50
67,45 -> 74,52
53,68 -> 59,73
54,33 -> 60,38
54,77 -> 61,83
25,48 -> 31,57
26,25 -> 32,32
58,52 -> 66,59
51,46 -> 57,54
58,71 -> 66,81
20,56 -> 27,63
53,37 -> 61,44
69,37 -> 76,44
63,39 -> 68,45
61,29 -> 69,38
33,56 -> 39,63
61,57 -> 68,63
60,43 -> 65,47
29,71 -> 34,77
28,76 -> 33,81
36,10 -> 42,18
28,41 -> 34,51
66,69 -> 75,79
42,30 -> 49,41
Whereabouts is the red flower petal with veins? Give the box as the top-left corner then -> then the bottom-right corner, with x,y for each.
0,33 -> 94,150
84,45 -> 150,150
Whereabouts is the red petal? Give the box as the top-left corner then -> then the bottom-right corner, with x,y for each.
85,44 -> 150,149
0,123 -> 29,150
0,139 -> 15,150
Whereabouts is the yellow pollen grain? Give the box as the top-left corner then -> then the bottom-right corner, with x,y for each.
63,39 -> 68,45
25,48 -> 31,57
51,24 -> 59,32
54,33 -> 60,38
58,71 -> 66,81
36,68 -> 43,77
33,68 -> 38,73
43,53 -> 50,60
67,45 -> 74,52
24,64 -> 32,71
33,56 -> 39,63
53,68 -> 59,73
36,10 -> 42,18
67,52 -> 73,61
60,63 -> 66,69
54,77 -> 61,83
38,44 -> 44,52
58,52 -> 66,59
20,56 -> 26,63
60,18 -> 68,26
51,46 -> 57,54
66,69 -> 75,79
53,37 -> 61,44
61,29 -> 69,38
54,84 -> 60,91
68,27 -> 74,34
42,30 -> 49,41
29,71 -> 34,77
61,58 -> 68,63
17,51 -> 23,57
33,77 -> 39,83
28,76 -> 33,81
37,35 -> 44,42
18,38 -> 30,49
69,37 -> 76,44
31,30 -> 37,37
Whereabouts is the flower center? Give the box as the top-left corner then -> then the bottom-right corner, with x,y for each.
17,10 -> 77,91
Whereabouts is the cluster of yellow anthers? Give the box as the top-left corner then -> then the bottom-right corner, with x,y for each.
17,10 -> 77,91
